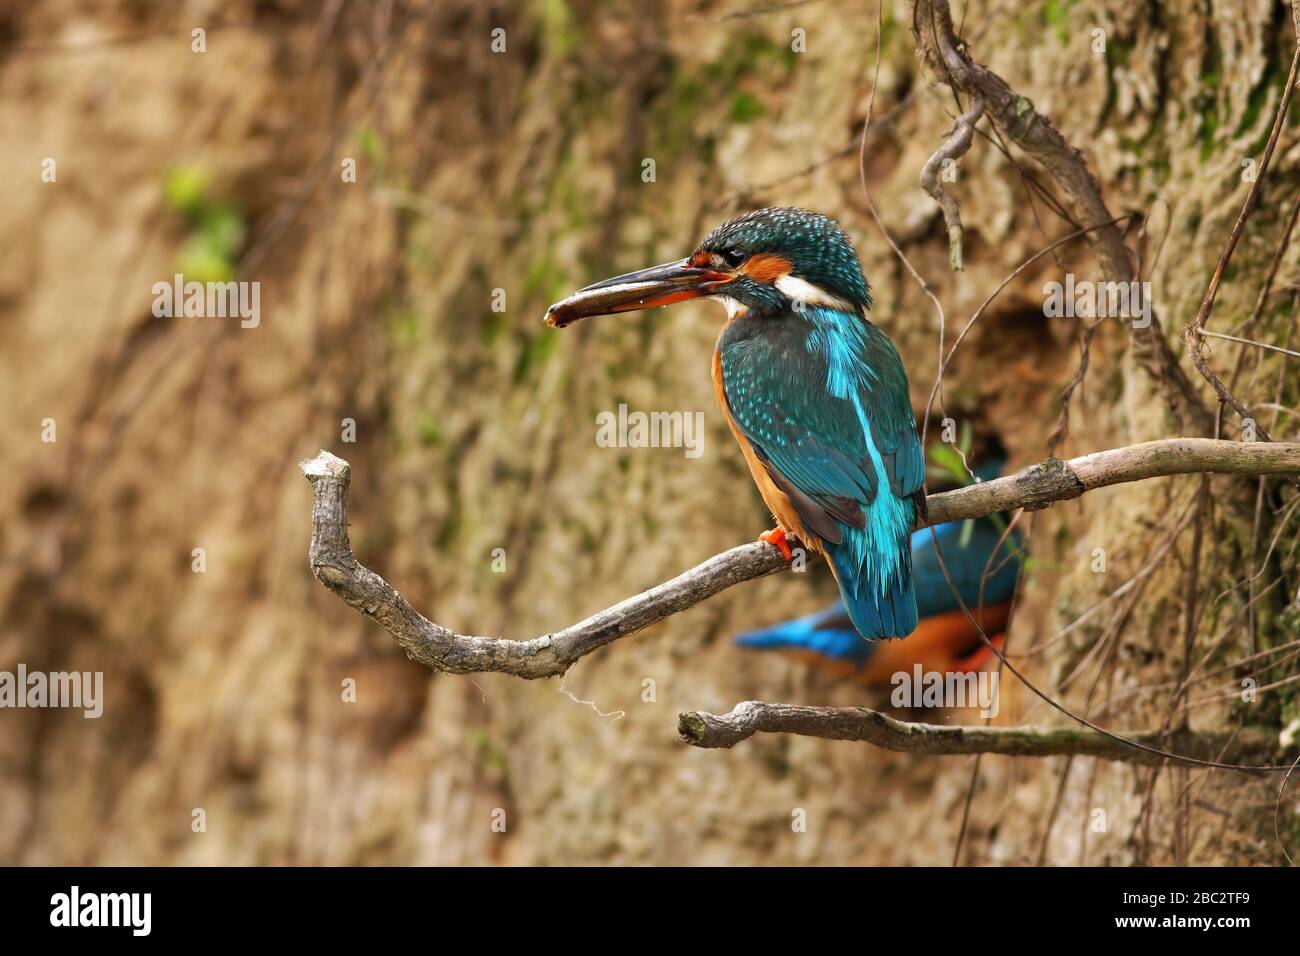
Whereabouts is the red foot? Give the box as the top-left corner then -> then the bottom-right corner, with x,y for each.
759,527 -> 794,562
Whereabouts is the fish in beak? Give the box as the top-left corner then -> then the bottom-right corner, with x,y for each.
544,258 -> 732,328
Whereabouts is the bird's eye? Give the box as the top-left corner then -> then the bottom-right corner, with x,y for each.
723,248 -> 747,268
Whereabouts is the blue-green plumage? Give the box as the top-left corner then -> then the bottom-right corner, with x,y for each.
719,302 -> 924,639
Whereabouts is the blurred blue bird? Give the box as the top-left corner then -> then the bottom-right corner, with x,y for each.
734,460 -> 1022,683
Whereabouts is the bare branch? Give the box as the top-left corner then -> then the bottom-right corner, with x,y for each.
927,439 -> 1300,523
676,701 -> 1285,770
920,98 -> 984,271
301,440 -> 1300,680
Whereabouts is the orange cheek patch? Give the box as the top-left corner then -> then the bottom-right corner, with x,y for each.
741,252 -> 793,283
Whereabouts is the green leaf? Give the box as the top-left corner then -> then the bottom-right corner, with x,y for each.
729,92 -> 765,124
163,164 -> 211,217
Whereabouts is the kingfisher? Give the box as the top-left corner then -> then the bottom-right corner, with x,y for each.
733,507 -> 1023,685
545,207 -> 925,640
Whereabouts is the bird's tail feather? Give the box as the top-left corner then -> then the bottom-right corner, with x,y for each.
825,533 -> 917,640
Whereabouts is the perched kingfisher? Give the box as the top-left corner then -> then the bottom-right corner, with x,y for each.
733,507 -> 1022,685
545,207 -> 925,640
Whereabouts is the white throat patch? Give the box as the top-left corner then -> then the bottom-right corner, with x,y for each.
774,274 -> 857,313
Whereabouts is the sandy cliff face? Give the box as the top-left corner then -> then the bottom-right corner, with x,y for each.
1,0 -> 1296,865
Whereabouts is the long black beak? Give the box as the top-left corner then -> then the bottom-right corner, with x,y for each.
544,258 -> 732,328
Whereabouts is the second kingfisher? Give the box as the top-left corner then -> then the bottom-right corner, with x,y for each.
545,207 -> 925,640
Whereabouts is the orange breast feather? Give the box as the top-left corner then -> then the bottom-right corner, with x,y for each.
712,346 -> 816,551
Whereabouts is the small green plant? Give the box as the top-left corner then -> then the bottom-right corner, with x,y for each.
163,164 -> 246,283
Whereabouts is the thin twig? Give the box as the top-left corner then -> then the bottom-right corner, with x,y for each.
919,98 -> 985,270
1182,36 -> 1300,442
1198,329 -> 1300,361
